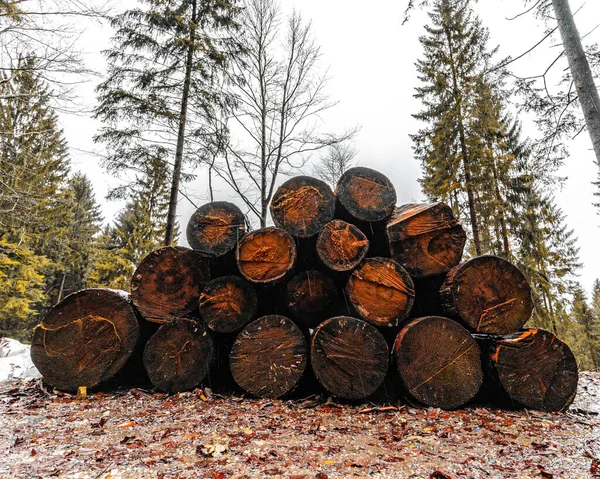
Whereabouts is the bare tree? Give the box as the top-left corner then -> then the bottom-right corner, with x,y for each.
312,142 -> 358,187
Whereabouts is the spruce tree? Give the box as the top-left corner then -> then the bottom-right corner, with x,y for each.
570,284 -> 597,370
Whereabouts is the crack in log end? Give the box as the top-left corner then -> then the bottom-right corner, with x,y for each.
336,167 -> 396,222
237,228 -> 296,284
317,220 -> 369,272
186,202 -> 246,257
476,298 -> 518,332
200,276 -> 257,334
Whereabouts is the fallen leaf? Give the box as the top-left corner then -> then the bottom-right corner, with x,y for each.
76,386 -> 87,400
117,421 -> 135,429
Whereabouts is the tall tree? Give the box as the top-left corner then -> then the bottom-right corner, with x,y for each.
570,284 -> 598,370
312,142 -> 358,187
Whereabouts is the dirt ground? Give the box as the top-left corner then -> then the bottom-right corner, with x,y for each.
1,373 -> 599,479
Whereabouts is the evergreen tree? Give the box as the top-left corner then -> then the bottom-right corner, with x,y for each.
569,284 -> 598,370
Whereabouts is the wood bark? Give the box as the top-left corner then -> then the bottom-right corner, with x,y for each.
199,275 -> 257,333
131,246 -> 210,323
143,318 -> 213,393
269,175 -> 336,238
316,219 -> 369,272
30,289 -> 140,392
310,316 -> 389,400
439,255 -> 534,334
285,270 -> 339,328
229,315 -> 308,398
386,203 -> 466,278
393,316 -> 483,409
346,257 -> 415,328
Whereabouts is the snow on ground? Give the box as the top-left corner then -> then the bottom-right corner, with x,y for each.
0,338 -> 40,383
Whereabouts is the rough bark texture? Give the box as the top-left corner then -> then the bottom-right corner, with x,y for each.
199,275 -> 257,334
270,176 -> 336,238
186,201 -> 246,257
439,255 -> 534,334
311,316 -> 389,400
490,328 -> 578,412
229,315 -> 308,398
386,203 -> 466,278
393,316 -> 483,409
316,219 -> 369,272
30,289 -> 140,392
143,318 -> 213,393
346,257 -> 415,328
131,246 -> 210,323
236,227 -> 296,284
285,270 -> 339,328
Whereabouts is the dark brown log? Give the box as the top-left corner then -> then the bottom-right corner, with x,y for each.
286,270 -> 339,328
346,257 -> 415,328
199,275 -> 257,333
30,289 -> 140,392
131,246 -> 210,323
269,176 -> 336,238
386,203 -> 466,278
335,167 -> 396,223
236,227 -> 296,284
490,328 -> 578,412
311,316 -> 389,400
316,219 -> 369,272
186,201 -> 246,257
229,315 -> 308,398
439,255 -> 534,334
143,318 -> 213,393
393,316 -> 483,409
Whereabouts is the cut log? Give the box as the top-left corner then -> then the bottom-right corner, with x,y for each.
199,275 -> 257,334
229,315 -> 308,398
316,219 -> 369,272
393,316 -> 483,409
143,318 -> 213,393
386,203 -> 466,278
237,227 -> 296,284
270,176 -> 336,238
311,316 -> 389,400
439,255 -> 534,334
131,246 -> 210,323
490,328 -> 578,412
346,257 -> 415,328
30,289 -> 139,392
186,201 -> 246,257
286,270 -> 339,328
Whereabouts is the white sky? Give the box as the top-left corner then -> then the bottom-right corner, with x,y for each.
60,0 -> 600,296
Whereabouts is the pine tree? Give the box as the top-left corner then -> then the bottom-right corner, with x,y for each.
589,279 -> 600,369
569,284 -> 597,370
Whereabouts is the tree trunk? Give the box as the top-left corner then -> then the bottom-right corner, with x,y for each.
285,270 -> 339,328
30,289 -> 140,392
316,219 -> 369,272
552,0 -> 600,168
310,316 -> 389,400
392,316 -> 483,409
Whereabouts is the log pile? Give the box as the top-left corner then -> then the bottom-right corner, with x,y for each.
30,167 -> 579,412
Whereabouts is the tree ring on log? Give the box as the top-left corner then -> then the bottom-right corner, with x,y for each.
316,219 -> 369,272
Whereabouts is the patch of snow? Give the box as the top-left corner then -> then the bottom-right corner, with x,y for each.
0,338 -> 41,383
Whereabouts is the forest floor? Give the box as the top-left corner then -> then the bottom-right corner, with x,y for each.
1,373 -> 599,479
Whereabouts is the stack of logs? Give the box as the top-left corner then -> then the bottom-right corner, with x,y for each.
30,168 -> 579,412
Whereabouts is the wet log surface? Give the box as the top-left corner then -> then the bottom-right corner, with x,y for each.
346,257 -> 415,328
143,318 -> 214,394
386,203 -> 466,278
186,202 -> 246,257
311,316 -> 389,400
316,219 -> 369,272
270,176 -> 336,238
490,328 -> 579,412
286,270 -> 339,328
199,276 -> 257,334
229,315 -> 308,398
393,316 -> 483,409
30,289 -> 140,392
236,227 -> 296,285
131,246 -> 210,323
439,255 -> 534,334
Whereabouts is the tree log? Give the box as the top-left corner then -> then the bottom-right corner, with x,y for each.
286,270 -> 339,328
393,316 -> 483,409
199,275 -> 258,334
311,316 -> 389,400
229,315 -> 308,398
270,176 -> 336,238
439,255 -> 534,334
346,257 -> 415,327
386,203 -> 466,278
143,318 -> 213,393
489,328 -> 578,412
316,219 -> 369,272
131,246 -> 210,323
237,227 -> 296,284
30,289 -> 140,392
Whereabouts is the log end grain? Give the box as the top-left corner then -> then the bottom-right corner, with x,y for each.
286,270 -> 339,328
316,219 -> 369,272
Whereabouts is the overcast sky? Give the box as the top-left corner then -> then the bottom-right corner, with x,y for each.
60,0 -> 600,296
